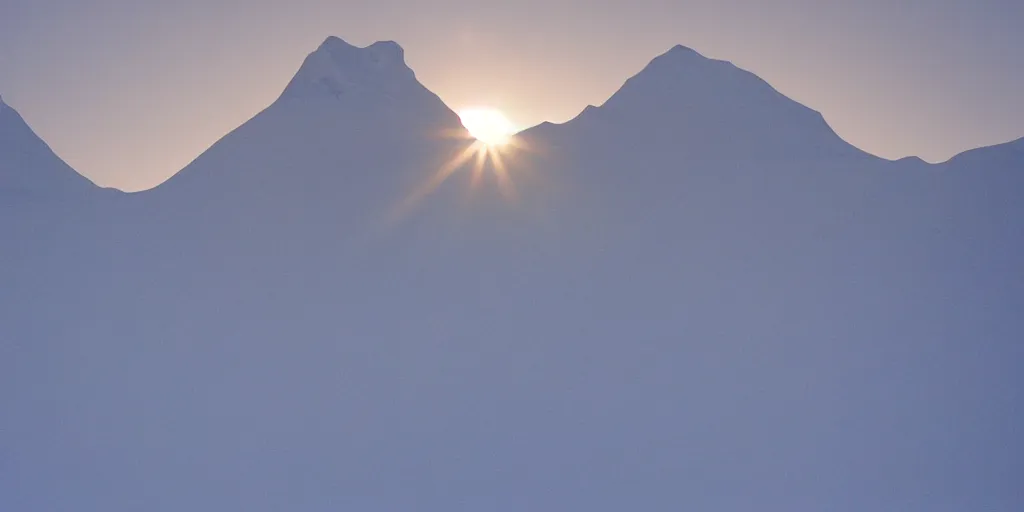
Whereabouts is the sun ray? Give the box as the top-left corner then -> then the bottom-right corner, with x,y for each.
387,141 -> 479,224
382,109 -> 537,226
470,142 -> 487,190
488,146 -> 517,201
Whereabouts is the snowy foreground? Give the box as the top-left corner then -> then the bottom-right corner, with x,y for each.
2,37 -> 1022,511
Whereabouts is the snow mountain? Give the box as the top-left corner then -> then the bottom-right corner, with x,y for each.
539,45 -> 870,162
2,38 -> 1022,512
157,36 -> 464,196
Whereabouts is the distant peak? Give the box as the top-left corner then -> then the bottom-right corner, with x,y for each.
643,44 -> 713,70
0,93 -> 6,111
601,43 -> 733,107
667,44 -> 700,56
319,35 -> 354,50
314,36 -> 407,61
607,44 -> 721,90
270,37 -> 459,126
309,36 -> 410,70
589,42 -> 863,159
280,36 -> 418,102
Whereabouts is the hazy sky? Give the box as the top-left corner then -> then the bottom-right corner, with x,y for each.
1,0 -> 1022,191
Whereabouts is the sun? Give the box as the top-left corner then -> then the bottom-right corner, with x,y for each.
387,107 -> 532,223
459,108 -> 516,146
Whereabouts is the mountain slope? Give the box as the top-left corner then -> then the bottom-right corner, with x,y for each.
154,37 -> 464,198
2,40 -> 1022,512
946,135 -> 1024,169
0,97 -> 120,316
0,95 -> 107,200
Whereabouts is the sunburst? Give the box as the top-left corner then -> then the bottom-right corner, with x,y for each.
387,110 -> 533,224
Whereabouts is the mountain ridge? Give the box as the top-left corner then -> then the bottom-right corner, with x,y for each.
278,36 -> 443,111
0,99 -> 111,199
2,37 -> 1020,195
148,36 -> 466,199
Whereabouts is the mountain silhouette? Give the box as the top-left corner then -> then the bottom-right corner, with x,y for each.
0,96 -> 109,200
2,38 -> 1021,512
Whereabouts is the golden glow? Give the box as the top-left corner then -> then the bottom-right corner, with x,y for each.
386,122 -> 534,225
459,108 -> 517,146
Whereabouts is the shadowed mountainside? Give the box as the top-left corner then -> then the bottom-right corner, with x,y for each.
2,38 -> 1022,512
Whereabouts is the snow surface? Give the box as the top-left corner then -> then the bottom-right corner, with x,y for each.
278,36 -> 447,118
2,39 -> 1023,512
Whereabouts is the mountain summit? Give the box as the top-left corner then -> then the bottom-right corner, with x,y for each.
560,44 -> 868,160
281,37 -> 414,99
154,37 -> 463,196
276,37 -> 455,124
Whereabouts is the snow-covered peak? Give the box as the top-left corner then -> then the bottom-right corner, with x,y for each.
581,43 -> 865,159
316,37 -> 409,73
631,44 -> 716,76
602,44 -> 773,111
662,44 -> 703,59
278,36 -> 424,105
152,36 -> 464,197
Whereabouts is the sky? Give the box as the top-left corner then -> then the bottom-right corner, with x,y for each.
1,0 -> 1022,192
